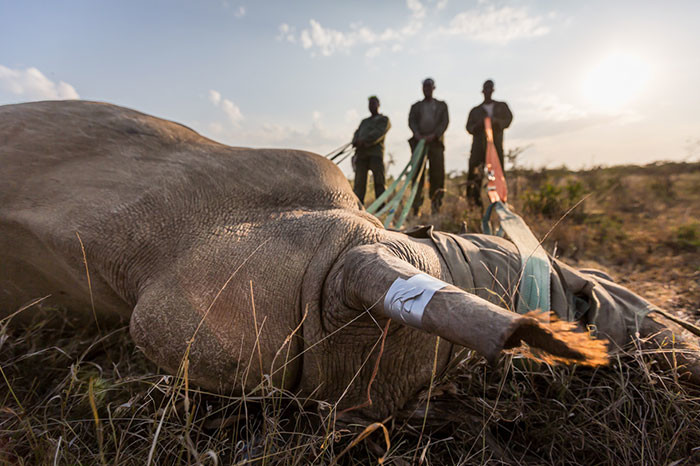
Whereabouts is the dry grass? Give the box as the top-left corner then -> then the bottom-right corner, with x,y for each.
3,311 -> 700,465
2,161 -> 700,465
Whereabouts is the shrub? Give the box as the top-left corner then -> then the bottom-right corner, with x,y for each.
522,178 -> 587,220
649,176 -> 676,203
672,222 -> 700,251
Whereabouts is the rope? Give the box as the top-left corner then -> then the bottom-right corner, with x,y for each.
335,147 -> 355,165
325,142 -> 351,160
651,309 -> 700,338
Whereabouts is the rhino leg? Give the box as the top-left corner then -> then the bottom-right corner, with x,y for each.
129,282 -> 233,390
342,244 -> 608,366
129,277 -> 301,393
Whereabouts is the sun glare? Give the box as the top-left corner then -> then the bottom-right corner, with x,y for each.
581,51 -> 651,112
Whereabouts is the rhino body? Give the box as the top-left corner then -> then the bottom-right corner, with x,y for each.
1,101 -> 680,418
2,101 -> 459,416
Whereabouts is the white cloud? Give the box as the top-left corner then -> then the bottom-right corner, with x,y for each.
208,121 -> 224,135
206,116 -> 342,152
407,0 -> 426,19
300,19 -> 358,56
208,89 -> 221,106
291,18 -> 421,57
345,108 -> 360,123
277,23 -> 297,43
282,1 -> 426,57
202,106 -> 351,158
220,1 -> 246,17
221,100 -> 243,125
0,65 -> 79,100
522,92 -> 587,122
201,107 -> 352,156
208,89 -> 243,125
510,89 -> 642,141
366,46 -> 381,58
441,6 -> 551,44
509,92 -> 616,139
436,0 -> 448,10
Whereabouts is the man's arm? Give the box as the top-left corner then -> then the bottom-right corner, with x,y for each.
351,125 -> 362,147
466,107 -> 482,135
408,102 -> 421,139
363,116 -> 391,146
493,102 -> 513,130
434,101 -> 449,140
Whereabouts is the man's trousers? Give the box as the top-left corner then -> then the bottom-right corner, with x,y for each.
353,156 -> 386,205
410,140 -> 445,214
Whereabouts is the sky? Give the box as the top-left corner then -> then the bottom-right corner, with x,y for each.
2,0 -> 700,177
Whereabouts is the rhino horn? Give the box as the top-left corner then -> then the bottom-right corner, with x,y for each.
342,244 -> 608,366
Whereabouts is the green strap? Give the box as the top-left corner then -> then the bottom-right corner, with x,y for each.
381,151 -> 424,227
367,139 -> 426,217
366,159 -> 411,214
374,150 -> 422,218
483,201 -> 551,314
392,151 -> 427,229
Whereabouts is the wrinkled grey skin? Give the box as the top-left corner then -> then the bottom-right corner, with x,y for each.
0,101 -> 461,417
0,101 -> 646,419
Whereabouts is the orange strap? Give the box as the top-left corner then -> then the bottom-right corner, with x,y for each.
484,117 -> 507,203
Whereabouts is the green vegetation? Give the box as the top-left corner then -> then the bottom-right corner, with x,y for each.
672,222 -> 700,252
2,161 -> 699,465
521,177 -> 586,219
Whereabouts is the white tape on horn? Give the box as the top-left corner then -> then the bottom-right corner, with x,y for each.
383,273 -> 448,329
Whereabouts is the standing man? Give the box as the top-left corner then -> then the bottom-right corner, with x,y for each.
408,78 -> 449,215
352,96 -> 391,205
466,79 -> 513,208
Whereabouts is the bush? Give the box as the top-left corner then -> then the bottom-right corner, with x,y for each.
672,222 -> 700,251
522,178 -> 587,220
649,176 -> 677,203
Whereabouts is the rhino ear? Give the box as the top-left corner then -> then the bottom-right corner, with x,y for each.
342,244 -> 608,367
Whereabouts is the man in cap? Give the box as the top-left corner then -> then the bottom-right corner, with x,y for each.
351,96 -> 391,205
466,79 -> 513,208
408,78 -> 449,215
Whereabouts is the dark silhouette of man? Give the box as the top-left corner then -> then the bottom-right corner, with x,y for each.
408,78 -> 449,215
466,79 -> 513,208
352,96 -> 391,205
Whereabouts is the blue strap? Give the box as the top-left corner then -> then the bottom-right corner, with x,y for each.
481,202 -> 504,237
482,201 -> 551,314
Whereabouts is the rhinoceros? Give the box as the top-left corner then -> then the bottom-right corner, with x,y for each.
1,101 -> 696,419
